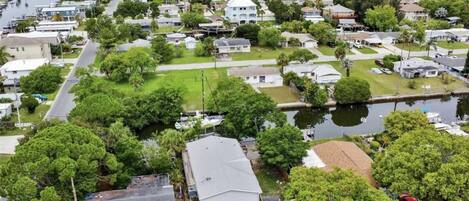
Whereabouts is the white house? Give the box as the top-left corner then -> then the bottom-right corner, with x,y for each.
393,58 -> 441,78
284,63 -> 342,84
0,93 -> 23,108
39,6 -> 81,21
184,37 -> 197,49
228,66 -> 283,87
0,58 -> 50,86
0,103 -> 12,118
224,0 -> 257,24
182,136 -> 262,201
281,31 -> 318,48
0,32 -> 60,60
426,28 -> 469,42
399,3 -> 428,22
214,38 -> 251,53
166,33 -> 186,45
302,7 -> 324,23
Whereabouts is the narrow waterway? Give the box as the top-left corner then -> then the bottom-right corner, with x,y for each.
285,95 -> 469,139
0,0 -> 56,29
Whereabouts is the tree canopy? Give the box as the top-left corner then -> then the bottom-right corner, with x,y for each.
384,110 -> 432,139
151,36 -> 175,63
20,64 -> 63,94
373,129 -> 469,200
70,93 -> 124,127
284,167 -> 391,201
181,12 -> 206,28
288,49 -> 318,64
114,0 -> 149,18
364,5 -> 398,31
308,22 -> 336,45
235,24 -> 261,44
334,77 -> 371,104
258,28 -> 282,48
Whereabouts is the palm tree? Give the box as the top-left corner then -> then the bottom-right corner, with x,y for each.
334,45 -> 346,61
276,53 -> 289,73
0,46 -> 12,65
342,58 -> 353,77
425,39 -> 436,57
257,9 -> 265,22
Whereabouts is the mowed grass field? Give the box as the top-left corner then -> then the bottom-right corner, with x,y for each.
320,60 -> 467,96
259,86 -> 300,103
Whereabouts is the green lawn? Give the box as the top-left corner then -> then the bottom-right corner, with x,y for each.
356,47 -> 378,54
153,26 -> 182,33
0,155 -> 10,165
11,104 -> 50,125
462,123 -> 469,133
170,49 -> 213,64
394,43 -> 426,51
256,169 -> 284,196
62,48 -> 82,59
317,45 -> 354,56
321,60 -> 467,96
99,68 -> 227,111
436,41 -> 469,49
231,47 -> 298,61
259,86 -> 299,103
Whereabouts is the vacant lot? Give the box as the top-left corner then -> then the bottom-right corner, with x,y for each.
170,49 -> 213,64
259,86 -> 299,103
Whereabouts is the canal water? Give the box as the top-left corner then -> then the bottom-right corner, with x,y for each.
0,0 -> 56,29
285,95 -> 469,139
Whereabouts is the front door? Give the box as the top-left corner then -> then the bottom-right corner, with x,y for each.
260,76 -> 266,83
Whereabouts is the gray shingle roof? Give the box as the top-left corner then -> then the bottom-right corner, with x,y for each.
214,38 -> 251,47
433,56 -> 465,68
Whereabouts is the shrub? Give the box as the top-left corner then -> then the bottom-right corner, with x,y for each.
383,54 -> 401,70
21,95 -> 39,114
334,77 -> 371,104
20,64 -> 63,94
407,80 -> 417,89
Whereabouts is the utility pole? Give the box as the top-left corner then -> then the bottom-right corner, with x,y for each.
201,70 -> 205,114
13,78 -> 20,125
71,177 -> 77,201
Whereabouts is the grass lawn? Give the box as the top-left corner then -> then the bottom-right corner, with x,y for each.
462,123 -> 469,133
154,26 -> 182,33
259,86 -> 299,103
62,48 -> 82,59
394,43 -> 426,51
231,47 -> 298,61
436,41 -> 469,49
256,169 -> 284,196
356,47 -> 378,54
317,45 -> 354,56
0,155 -> 10,165
170,49 -> 213,64
309,136 -> 349,146
321,60 -> 467,96
11,104 -> 50,125
100,68 -> 227,111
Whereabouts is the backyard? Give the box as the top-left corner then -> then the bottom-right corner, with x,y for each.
322,60 -> 468,96
100,68 -> 227,111
62,48 -> 82,59
394,43 -> 426,51
317,45 -> 354,56
356,47 -> 378,54
170,49 -> 213,64
255,169 -> 284,196
11,104 -> 51,125
436,41 -> 469,49
259,86 -> 300,103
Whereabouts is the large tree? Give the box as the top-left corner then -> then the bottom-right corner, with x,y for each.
151,36 -> 175,63
257,124 -> 308,171
258,28 -> 282,48
69,93 -> 124,126
384,110 -> 432,139
208,78 -> 286,139
124,47 -> 157,74
0,124 -> 121,200
308,22 -> 336,45
284,167 -> 391,201
0,46 -> 12,65
334,77 -> 371,104
114,0 -> 149,18
364,5 -> 398,31
288,49 -> 317,64
181,12 -> 206,28
235,24 -> 261,44
100,53 -> 131,81
373,129 -> 469,200
20,64 -> 63,94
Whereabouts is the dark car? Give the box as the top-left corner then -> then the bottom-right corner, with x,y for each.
327,41 -> 336,48
375,59 -> 384,67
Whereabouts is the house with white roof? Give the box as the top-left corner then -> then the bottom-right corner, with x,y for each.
214,38 -> 251,53
184,37 -> 197,49
393,58 -> 442,78
39,6 -> 80,21
281,31 -> 318,48
0,103 -> 12,118
0,58 -> 50,86
166,33 -> 186,45
0,32 -> 60,60
228,66 -> 283,87
182,136 -> 262,201
224,0 -> 257,24
301,7 -> 324,23
284,63 -> 342,84
426,28 -> 469,42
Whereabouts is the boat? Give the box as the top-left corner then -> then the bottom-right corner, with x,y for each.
426,112 -> 442,124
175,111 -> 224,130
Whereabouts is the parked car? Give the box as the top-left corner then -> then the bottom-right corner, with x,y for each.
380,68 -> 393,75
32,94 -> 48,102
375,59 -> 384,67
371,68 -> 382,74
353,42 -> 362,48
327,41 -> 336,48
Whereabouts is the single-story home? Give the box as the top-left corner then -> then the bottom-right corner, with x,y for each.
433,56 -> 466,73
214,38 -> 251,54
0,58 -> 50,86
182,136 -> 262,201
0,93 -> 23,108
393,58 -> 442,78
426,28 -> 469,42
281,31 -> 318,48
371,32 -> 400,45
228,66 -> 283,87
283,63 -> 341,84
338,19 -> 365,31
0,103 -> 12,118
303,141 -> 377,186
157,17 -> 182,27
166,33 -> 186,45
184,37 -> 197,49
125,18 -> 152,29
338,32 -> 373,44
116,39 -> 151,52
86,174 -> 175,201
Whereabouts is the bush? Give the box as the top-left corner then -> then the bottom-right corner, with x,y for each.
174,47 -> 184,58
440,72 -> 453,84
21,95 -> 39,114
334,77 -> 371,104
258,28 -> 282,48
20,64 -> 63,94
407,80 -> 417,89
383,54 -> 401,70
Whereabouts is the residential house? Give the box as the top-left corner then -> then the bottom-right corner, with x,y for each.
157,17 -> 182,27
257,4 -> 276,22
39,6 -> 80,21
282,0 -> 305,5
371,32 -> 401,45
338,19 -> 365,31
393,58 -> 441,78
125,18 -> 152,29
338,32 -> 373,44
184,37 -> 197,49
0,93 -> 23,108
214,38 -> 251,53
321,0 -> 334,6
281,32 -> 318,48
444,28 -> 468,42
283,63 -> 341,84
228,66 -> 283,87
158,4 -> 182,26
224,0 -> 257,24
0,32 -> 60,60
0,58 -> 50,86
399,3 -> 428,22
302,7 -> 324,23
446,17 -> 460,25
116,39 -> 151,52
35,20 -> 78,33
302,141 -> 377,186
0,103 -> 12,118
86,174 -> 175,201
182,136 -> 262,201
433,56 -> 466,73
61,0 -> 96,13
323,4 -> 356,21
166,33 -> 186,45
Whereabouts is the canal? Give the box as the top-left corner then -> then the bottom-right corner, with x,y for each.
0,0 -> 56,29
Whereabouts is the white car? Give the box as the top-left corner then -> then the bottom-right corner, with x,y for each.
353,43 -> 363,48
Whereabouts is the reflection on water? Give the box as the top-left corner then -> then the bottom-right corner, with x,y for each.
285,95 -> 469,139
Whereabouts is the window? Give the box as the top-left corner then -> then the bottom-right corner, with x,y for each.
253,76 -> 257,79
22,47 -> 25,51
246,76 -> 250,80
12,71 -> 17,74
16,48 -> 19,52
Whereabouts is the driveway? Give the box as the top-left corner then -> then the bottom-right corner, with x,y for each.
104,0 -> 122,16
45,41 -> 98,121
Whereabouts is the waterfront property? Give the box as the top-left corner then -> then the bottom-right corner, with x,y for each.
214,38 -> 251,54
39,6 -> 80,21
0,58 -> 50,86
183,136 -> 262,201
433,56 -> 466,74
228,66 -> 283,88
224,0 -> 258,24
393,58 -> 442,79
399,3 -> 428,22
283,63 -> 341,84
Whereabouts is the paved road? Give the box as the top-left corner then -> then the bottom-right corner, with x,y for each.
45,41 -> 98,121
104,0 -> 121,16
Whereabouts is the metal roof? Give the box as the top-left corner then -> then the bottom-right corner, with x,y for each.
214,38 -> 251,47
